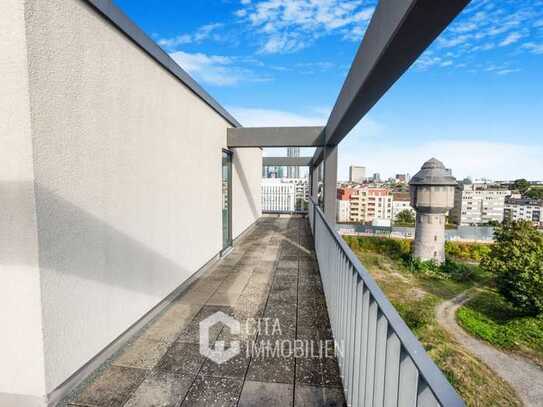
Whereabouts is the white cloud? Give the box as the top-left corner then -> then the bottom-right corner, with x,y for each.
170,51 -> 271,86
238,0 -> 376,53
158,23 -> 224,50
225,106 -> 543,182
338,140 -> 543,181
496,68 -> 520,75
499,32 -> 523,47
158,34 -> 192,48
428,1 -> 543,72
228,106 -> 327,127
522,42 -> 543,54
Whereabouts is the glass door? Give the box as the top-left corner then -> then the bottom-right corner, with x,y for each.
222,150 -> 233,252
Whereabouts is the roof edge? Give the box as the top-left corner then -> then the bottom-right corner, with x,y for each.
84,0 -> 242,128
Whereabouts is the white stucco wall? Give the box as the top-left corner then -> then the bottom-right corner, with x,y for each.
0,0 -> 47,404
7,0 -> 262,397
232,148 -> 263,238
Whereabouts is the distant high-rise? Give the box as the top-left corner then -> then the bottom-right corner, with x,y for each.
287,147 -> 300,178
373,173 -> 381,183
349,166 -> 366,183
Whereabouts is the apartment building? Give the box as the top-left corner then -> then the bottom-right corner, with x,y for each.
392,191 -> 415,220
337,187 -> 353,222
505,197 -> 543,226
286,178 -> 310,208
451,181 -> 510,225
349,187 -> 392,223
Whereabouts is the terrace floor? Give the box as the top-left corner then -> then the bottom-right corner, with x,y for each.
63,216 -> 345,407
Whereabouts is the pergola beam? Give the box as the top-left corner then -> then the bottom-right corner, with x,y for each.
227,127 -> 325,148
263,157 -> 313,167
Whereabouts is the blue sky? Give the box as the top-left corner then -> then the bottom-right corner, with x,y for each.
115,0 -> 543,181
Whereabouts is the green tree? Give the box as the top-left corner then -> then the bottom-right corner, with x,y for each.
482,221 -> 543,315
526,188 -> 543,200
513,179 -> 530,193
396,209 -> 415,224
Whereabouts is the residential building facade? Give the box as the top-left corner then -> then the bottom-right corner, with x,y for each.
392,192 -> 415,221
504,197 -> 543,226
349,187 -> 392,223
337,187 -> 353,222
451,181 -> 510,225
285,177 -> 309,210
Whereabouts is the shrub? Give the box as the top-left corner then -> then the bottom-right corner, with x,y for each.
407,257 -> 441,276
482,221 -> 543,315
393,300 -> 433,332
445,241 -> 491,262
441,259 -> 475,281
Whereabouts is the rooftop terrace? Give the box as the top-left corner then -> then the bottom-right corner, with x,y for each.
62,216 -> 345,406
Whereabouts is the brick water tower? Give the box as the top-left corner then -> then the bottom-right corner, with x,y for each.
409,158 -> 457,264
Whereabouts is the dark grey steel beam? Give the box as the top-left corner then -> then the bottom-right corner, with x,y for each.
263,157 -> 313,167
324,0 -> 470,147
323,146 -> 338,225
84,0 -> 240,127
310,147 -> 325,168
227,127 -> 325,148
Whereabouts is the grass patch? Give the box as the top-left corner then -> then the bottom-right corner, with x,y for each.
457,290 -> 543,366
346,237 -> 521,406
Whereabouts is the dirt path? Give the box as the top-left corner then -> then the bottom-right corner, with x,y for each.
436,290 -> 543,407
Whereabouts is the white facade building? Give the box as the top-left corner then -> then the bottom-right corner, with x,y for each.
391,192 -> 415,221
284,178 -> 309,210
505,198 -> 543,226
262,179 -> 296,212
337,199 -> 351,222
451,182 -> 510,225
349,166 -> 366,184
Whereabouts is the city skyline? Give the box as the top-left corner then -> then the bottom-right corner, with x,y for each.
116,0 -> 543,181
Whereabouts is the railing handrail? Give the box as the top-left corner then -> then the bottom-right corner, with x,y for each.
309,197 -> 464,406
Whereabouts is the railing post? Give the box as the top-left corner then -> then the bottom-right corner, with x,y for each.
310,164 -> 319,238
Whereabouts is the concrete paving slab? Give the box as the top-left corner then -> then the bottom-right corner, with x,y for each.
123,371 -> 194,407
238,381 -> 294,407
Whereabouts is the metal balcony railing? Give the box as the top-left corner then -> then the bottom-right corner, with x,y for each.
308,198 -> 464,407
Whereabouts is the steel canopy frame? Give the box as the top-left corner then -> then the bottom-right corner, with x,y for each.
228,127 -> 325,148
311,0 -> 470,166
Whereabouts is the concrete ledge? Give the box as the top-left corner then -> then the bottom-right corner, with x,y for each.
0,393 -> 46,407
